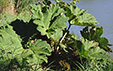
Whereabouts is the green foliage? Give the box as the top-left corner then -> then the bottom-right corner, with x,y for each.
25,39 -> 52,64
57,1 -> 98,27
0,0 -> 112,70
74,37 -> 112,71
17,8 -> 32,23
74,37 -> 110,61
0,25 -> 23,55
78,60 -> 113,71
81,27 -> 112,52
0,0 -> 9,7
0,13 -> 16,27
31,3 -> 68,40
0,25 -> 24,69
15,0 -> 40,23
69,5 -> 99,26
0,25 -> 52,70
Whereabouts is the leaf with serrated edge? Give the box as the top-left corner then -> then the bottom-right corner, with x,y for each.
0,25 -> 24,66
31,3 -> 68,39
25,39 -> 52,65
66,5 -> 98,26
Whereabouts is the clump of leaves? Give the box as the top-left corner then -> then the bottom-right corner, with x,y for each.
80,27 -> 112,52
0,0 -> 112,71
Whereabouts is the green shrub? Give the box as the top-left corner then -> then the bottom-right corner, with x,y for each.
0,0 -> 112,70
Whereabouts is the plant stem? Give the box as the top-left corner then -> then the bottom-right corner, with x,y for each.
60,22 -> 71,43
56,23 -> 71,52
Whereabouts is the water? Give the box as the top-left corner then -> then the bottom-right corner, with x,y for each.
52,0 -> 113,58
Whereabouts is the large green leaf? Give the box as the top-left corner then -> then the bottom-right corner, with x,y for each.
78,37 -> 110,60
62,3 -> 99,26
88,47 -> 110,60
23,39 -> 52,65
31,3 -> 68,39
70,5 -> 98,26
0,25 -> 24,66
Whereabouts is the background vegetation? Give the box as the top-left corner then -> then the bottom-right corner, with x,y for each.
0,0 -> 113,71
